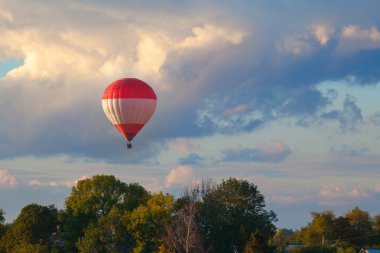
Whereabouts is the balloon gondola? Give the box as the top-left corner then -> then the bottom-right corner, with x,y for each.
102,78 -> 157,149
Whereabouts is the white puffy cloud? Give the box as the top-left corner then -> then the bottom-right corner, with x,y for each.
181,24 -> 244,48
319,185 -> 369,205
29,179 -> 42,186
342,25 -> 380,42
312,24 -> 334,45
165,165 -> 195,187
0,170 -> 17,187
29,175 -> 88,188
257,140 -> 291,157
167,138 -> 201,153
337,25 -> 380,53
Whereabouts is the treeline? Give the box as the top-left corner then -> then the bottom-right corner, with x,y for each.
0,175 -> 277,253
270,208 -> 380,253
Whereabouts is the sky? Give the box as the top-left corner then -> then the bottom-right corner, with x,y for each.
0,0 -> 380,229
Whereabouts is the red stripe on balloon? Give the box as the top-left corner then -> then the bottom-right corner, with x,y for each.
114,123 -> 145,142
102,78 -> 157,100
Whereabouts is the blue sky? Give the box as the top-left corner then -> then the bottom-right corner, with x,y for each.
0,0 -> 380,229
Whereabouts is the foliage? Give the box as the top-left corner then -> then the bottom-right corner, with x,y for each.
77,207 -> 133,253
0,204 -> 58,253
164,200 -> 204,253
124,192 -> 174,253
336,247 -> 357,253
269,228 -> 294,253
0,209 -> 7,238
333,216 -> 359,246
66,175 -> 133,217
291,245 -> 334,253
2,174 -> 379,253
243,231 -> 268,253
11,242 -> 51,253
199,177 -> 277,252
345,207 -> 372,234
60,175 -> 150,252
310,210 -> 335,245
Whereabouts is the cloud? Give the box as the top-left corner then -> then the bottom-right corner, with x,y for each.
337,25 -> 380,54
374,183 -> 380,192
29,179 -> 42,186
319,185 -> 369,205
320,95 -> 363,131
0,0 -> 379,164
342,25 -> 380,42
28,175 -> 88,188
167,138 -> 201,153
222,140 -> 292,163
181,24 -> 244,48
179,153 -> 204,165
165,165 -> 195,187
277,35 -> 312,56
312,24 -> 334,45
329,144 -> 369,156
0,170 -> 17,187
223,104 -> 248,116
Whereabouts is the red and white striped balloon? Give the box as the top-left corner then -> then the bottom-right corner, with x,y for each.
102,78 -> 157,143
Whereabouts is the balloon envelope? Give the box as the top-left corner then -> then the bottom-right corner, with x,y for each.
102,78 -> 157,142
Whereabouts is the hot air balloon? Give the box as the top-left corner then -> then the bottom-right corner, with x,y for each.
102,78 -> 157,149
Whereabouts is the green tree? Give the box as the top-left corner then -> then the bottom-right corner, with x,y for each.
0,204 -> 58,253
124,192 -> 174,253
310,210 -> 335,245
292,245 -> 334,253
333,216 -> 358,246
61,175 -> 149,252
199,178 -> 277,252
243,231 -> 266,253
336,247 -> 357,253
0,209 -> 7,238
269,228 -> 294,253
66,175 -> 131,217
345,207 -> 372,245
11,242 -> 50,253
77,208 -> 133,253
369,214 -> 380,246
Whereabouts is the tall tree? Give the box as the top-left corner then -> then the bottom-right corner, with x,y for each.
77,208 -> 133,253
124,192 -> 174,253
243,231 -> 266,253
0,204 -> 58,253
164,201 -> 204,253
310,211 -> 335,245
0,209 -> 7,238
368,214 -> 380,246
269,228 -> 294,253
344,207 -> 372,245
333,216 -> 358,246
61,175 -> 149,252
199,178 -> 277,252
345,207 -> 372,234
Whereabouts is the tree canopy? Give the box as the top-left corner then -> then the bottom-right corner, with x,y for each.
1,174 -> 378,253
